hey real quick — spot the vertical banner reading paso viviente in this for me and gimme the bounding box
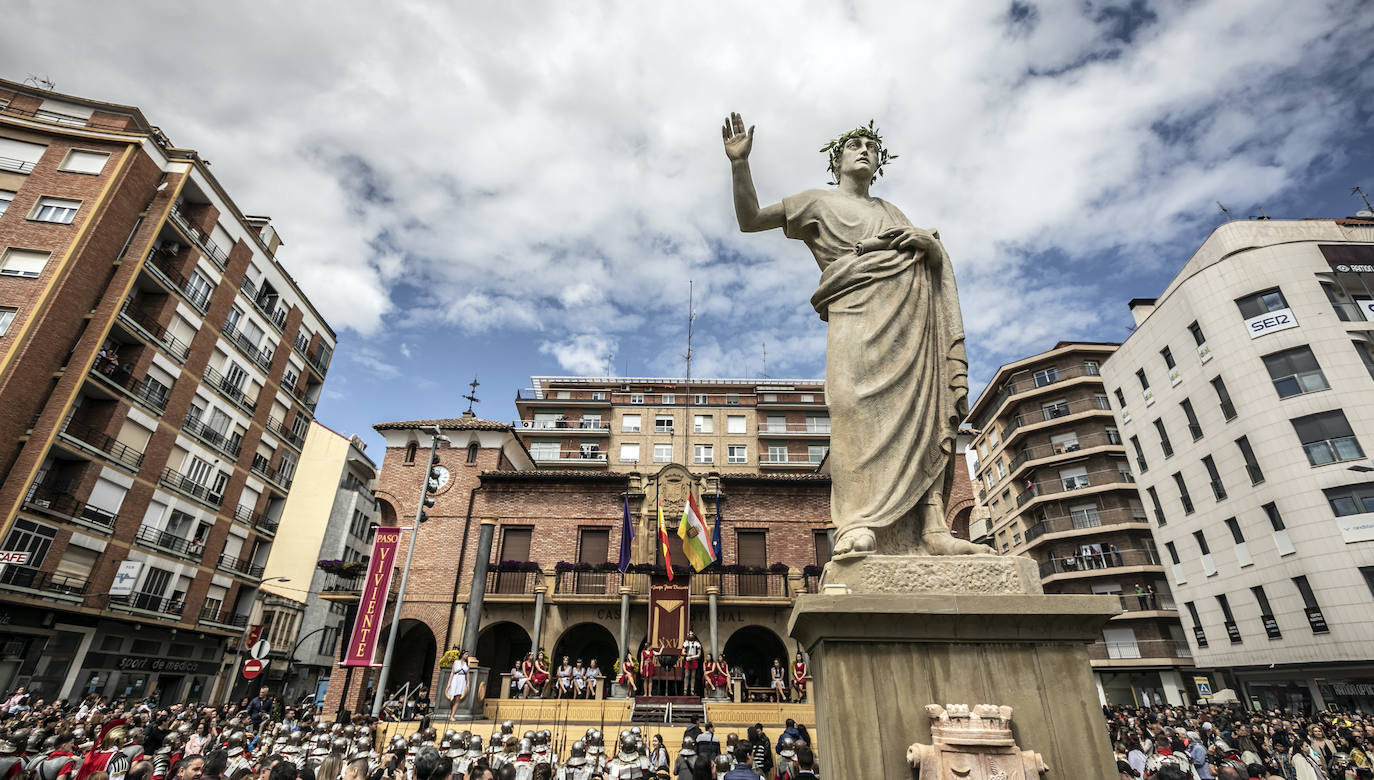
[343,527,402,667]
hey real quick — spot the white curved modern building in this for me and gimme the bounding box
[1101,216,1374,712]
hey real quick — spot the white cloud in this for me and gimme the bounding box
[7,0,1368,387]
[539,334,618,376]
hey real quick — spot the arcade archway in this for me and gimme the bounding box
[552,622,618,693]
[388,619,436,693]
[722,625,789,688]
[377,498,399,527]
[476,621,531,679]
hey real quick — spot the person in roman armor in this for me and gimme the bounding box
[617,654,637,697]
[0,731,27,780]
[74,720,133,780]
[532,731,553,766]
[603,734,642,780]
[35,732,79,780]
[681,633,702,698]
[460,734,483,776]
[556,741,591,780]
[222,732,250,779]
[774,736,798,780]
[484,733,504,770]
[150,735,176,780]
[791,652,808,704]
[510,738,534,780]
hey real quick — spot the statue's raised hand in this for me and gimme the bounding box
[722,112,754,162]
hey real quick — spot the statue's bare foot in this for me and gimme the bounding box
[917,531,995,556]
[832,528,876,560]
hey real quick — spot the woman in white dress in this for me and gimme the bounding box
[510,660,527,697]
[770,658,787,703]
[572,660,587,699]
[556,656,574,699]
[446,650,470,705]
[585,658,603,700]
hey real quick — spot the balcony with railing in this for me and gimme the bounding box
[167,204,230,270]
[197,606,249,630]
[203,365,257,414]
[486,568,540,595]
[239,278,288,331]
[0,567,88,602]
[87,358,170,413]
[1002,396,1113,440]
[143,247,211,312]
[182,414,242,459]
[1113,593,1178,614]
[158,467,224,508]
[1038,548,1162,578]
[1022,508,1150,546]
[250,455,293,491]
[133,524,207,562]
[57,417,144,471]
[117,302,191,363]
[515,388,613,405]
[216,554,265,580]
[986,363,1105,411]
[529,449,608,466]
[1007,431,1124,473]
[308,346,330,376]
[267,415,306,450]
[757,421,832,437]
[233,503,280,536]
[1087,639,1192,663]
[513,419,612,434]
[1015,467,1135,507]
[109,592,186,618]
[21,485,118,530]
[220,320,274,373]
[759,451,827,467]
[282,379,318,414]
[547,568,793,600]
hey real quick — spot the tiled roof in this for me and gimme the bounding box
[373,416,508,432]
[720,472,831,483]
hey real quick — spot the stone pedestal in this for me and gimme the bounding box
[790,555,1119,780]
[444,666,489,721]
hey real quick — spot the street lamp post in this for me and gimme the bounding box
[282,625,333,702]
[370,427,446,717]
[225,576,291,704]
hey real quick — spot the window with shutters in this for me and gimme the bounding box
[0,248,49,278]
[0,519,56,589]
[0,307,15,337]
[0,138,46,174]
[693,415,713,433]
[727,445,747,464]
[814,531,832,566]
[1293,410,1365,466]
[58,150,110,174]
[619,443,640,463]
[30,196,80,224]
[736,530,768,595]
[0,190,12,217]
[496,527,533,593]
[727,415,746,434]
[575,528,611,593]
[1263,346,1329,399]
[622,414,641,433]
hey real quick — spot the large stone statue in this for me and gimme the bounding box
[723,112,990,559]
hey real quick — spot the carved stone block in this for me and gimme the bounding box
[820,554,1044,595]
[908,704,1049,780]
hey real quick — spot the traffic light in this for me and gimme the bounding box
[420,452,441,522]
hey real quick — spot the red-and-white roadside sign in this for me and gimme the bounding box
[242,658,265,679]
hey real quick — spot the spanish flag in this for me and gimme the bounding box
[678,492,717,571]
[657,494,674,581]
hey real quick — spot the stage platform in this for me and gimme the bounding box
[373,699,817,752]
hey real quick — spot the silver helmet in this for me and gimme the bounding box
[566,741,588,767]
[778,736,797,758]
[679,738,696,756]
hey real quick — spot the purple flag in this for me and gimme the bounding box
[617,493,634,573]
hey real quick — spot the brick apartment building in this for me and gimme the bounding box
[327,370,979,713]
[965,342,1195,706]
[0,79,335,703]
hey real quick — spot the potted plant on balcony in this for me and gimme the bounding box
[317,559,367,577]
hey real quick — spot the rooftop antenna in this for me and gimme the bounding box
[761,341,768,379]
[605,352,614,379]
[462,377,480,416]
[1353,186,1374,213]
[1250,207,1270,220]
[682,281,695,464]
[23,75,55,91]
[1217,202,1233,220]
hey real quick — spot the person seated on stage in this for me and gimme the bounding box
[769,659,787,703]
[618,653,638,696]
[556,656,574,699]
[518,653,538,698]
[791,652,808,703]
[571,660,587,699]
[681,633,702,698]
[510,661,528,698]
[585,658,603,699]
[531,652,551,697]
[704,655,729,697]
[640,645,658,697]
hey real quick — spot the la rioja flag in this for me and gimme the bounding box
[678,492,717,571]
[657,494,674,581]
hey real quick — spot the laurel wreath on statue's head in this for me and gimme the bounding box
[820,119,898,186]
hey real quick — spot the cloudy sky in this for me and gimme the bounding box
[5,1,1372,450]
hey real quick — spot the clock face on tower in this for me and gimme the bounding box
[431,465,451,493]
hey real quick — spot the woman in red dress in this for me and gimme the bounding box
[519,653,537,698]
[704,654,729,697]
[640,644,658,697]
[792,651,809,703]
[531,652,551,697]
[617,652,638,696]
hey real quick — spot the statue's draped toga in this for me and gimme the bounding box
[781,189,969,545]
